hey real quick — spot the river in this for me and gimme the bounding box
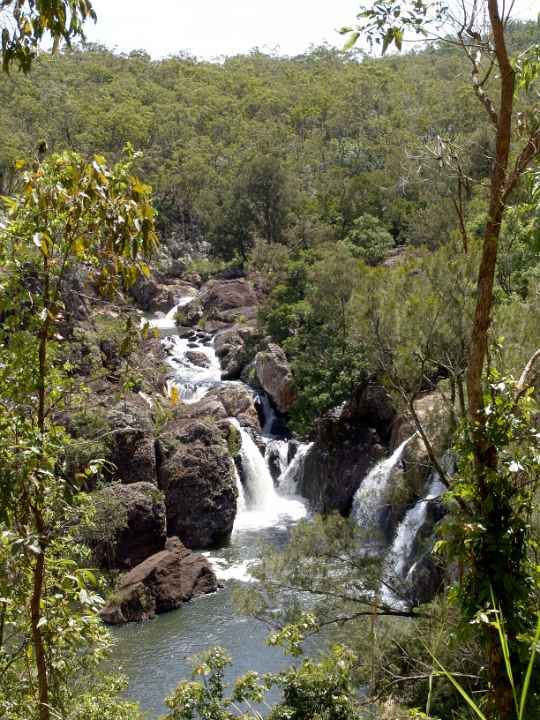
[109,299,310,716]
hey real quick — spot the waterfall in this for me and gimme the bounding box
[352,435,414,531]
[278,442,313,495]
[233,465,246,514]
[386,471,446,579]
[230,420,278,509]
[147,294,194,331]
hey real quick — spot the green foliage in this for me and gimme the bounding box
[344,213,394,265]
[0,147,157,718]
[0,0,96,73]
[162,637,363,720]
[2,25,537,251]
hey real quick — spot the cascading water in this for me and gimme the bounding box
[278,441,313,495]
[146,294,195,331]
[230,419,278,509]
[352,435,414,532]
[112,298,311,717]
[387,471,447,580]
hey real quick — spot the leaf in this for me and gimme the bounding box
[343,31,360,50]
[428,652,488,720]
[169,385,180,405]
[519,614,540,719]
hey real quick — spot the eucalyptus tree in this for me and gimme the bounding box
[344,2,540,716]
[0,0,95,72]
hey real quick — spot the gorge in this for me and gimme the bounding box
[108,287,447,717]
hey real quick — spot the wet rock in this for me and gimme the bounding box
[100,537,218,624]
[296,383,397,514]
[206,385,260,431]
[185,350,211,368]
[89,482,166,571]
[254,344,296,413]
[157,419,237,548]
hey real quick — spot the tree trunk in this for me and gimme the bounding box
[465,2,516,717]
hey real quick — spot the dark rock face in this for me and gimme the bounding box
[297,383,396,514]
[157,419,237,548]
[107,400,157,486]
[299,431,381,515]
[214,324,258,380]
[100,537,218,624]
[90,482,167,571]
[254,344,295,413]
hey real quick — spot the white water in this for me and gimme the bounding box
[387,472,446,579]
[229,419,306,533]
[146,294,195,331]
[164,334,222,403]
[352,435,414,531]
[278,442,313,495]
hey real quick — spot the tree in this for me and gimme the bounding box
[344,2,540,716]
[0,0,95,73]
[0,147,157,720]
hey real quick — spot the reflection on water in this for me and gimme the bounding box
[109,520,304,717]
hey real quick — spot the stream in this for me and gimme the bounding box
[110,297,445,716]
[110,300,310,717]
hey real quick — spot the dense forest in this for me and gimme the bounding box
[0,2,539,720]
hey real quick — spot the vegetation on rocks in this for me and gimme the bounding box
[0,1,539,720]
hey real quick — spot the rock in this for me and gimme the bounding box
[89,482,166,571]
[199,279,258,319]
[254,344,296,413]
[100,537,218,624]
[185,350,211,368]
[206,385,260,431]
[175,298,203,327]
[157,419,238,548]
[392,389,453,495]
[295,383,397,514]
[107,399,157,485]
[299,433,381,515]
[130,276,197,313]
[214,325,258,380]
[177,326,197,339]
[175,396,228,422]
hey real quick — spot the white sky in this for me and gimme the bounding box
[83,0,538,60]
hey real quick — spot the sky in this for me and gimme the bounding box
[84,0,537,61]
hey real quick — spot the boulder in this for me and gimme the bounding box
[214,325,258,380]
[295,383,397,515]
[157,419,238,548]
[199,279,258,318]
[254,344,296,413]
[130,276,197,313]
[175,298,203,327]
[186,350,211,368]
[88,482,166,571]
[392,389,453,496]
[100,537,218,624]
[107,399,157,485]
[206,384,260,431]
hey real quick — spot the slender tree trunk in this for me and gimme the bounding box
[32,254,51,720]
[465,3,516,716]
